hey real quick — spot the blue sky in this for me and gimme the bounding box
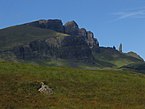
[0,0,145,59]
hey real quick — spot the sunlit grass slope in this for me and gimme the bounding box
[93,47,143,67]
[0,61,145,109]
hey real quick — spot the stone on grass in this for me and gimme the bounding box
[38,82,53,95]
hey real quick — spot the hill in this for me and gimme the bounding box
[0,19,144,68]
[0,24,68,50]
[121,62,145,73]
[93,47,143,67]
[126,51,144,61]
[0,61,145,109]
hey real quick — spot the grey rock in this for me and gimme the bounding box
[86,31,99,48]
[10,19,100,64]
[64,21,99,48]
[58,36,93,60]
[78,28,87,40]
[119,43,123,53]
[13,36,95,62]
[27,19,64,32]
[13,45,33,59]
[38,82,53,95]
[27,19,99,49]
[113,46,116,50]
[64,21,79,35]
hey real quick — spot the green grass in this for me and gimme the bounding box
[93,47,143,68]
[126,52,144,61]
[0,61,145,109]
[121,62,145,73]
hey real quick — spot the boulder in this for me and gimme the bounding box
[38,82,53,95]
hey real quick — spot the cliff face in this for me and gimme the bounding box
[10,19,98,64]
[13,36,94,62]
[26,19,64,32]
[27,19,99,49]
[64,21,99,48]
[64,21,79,35]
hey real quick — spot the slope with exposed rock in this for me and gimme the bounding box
[0,19,143,68]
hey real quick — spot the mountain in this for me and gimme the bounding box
[0,19,143,68]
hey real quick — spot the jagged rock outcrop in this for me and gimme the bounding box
[86,31,99,48]
[59,36,93,60]
[13,36,94,62]
[64,21,79,35]
[64,21,99,48]
[78,28,99,48]
[27,19,64,32]
[78,28,87,38]
[119,43,123,53]
[13,40,54,60]
[27,19,99,49]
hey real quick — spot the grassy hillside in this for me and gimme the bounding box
[121,62,145,73]
[126,52,144,61]
[0,25,68,50]
[93,47,143,67]
[0,61,145,109]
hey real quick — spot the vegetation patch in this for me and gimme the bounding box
[0,61,145,109]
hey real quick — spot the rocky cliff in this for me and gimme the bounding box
[0,19,99,65]
[0,19,143,67]
[13,36,94,62]
[27,19,99,49]
[26,19,64,32]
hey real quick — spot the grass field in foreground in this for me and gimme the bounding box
[0,61,145,109]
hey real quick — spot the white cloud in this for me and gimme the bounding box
[113,7,145,20]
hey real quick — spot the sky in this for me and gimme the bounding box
[0,0,145,59]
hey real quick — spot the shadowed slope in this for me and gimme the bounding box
[0,25,68,50]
